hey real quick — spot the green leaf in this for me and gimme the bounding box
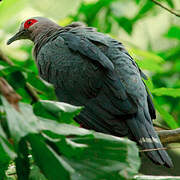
[129,48,164,72]
[75,0,115,25]
[27,134,72,180]
[0,126,16,179]
[34,100,82,125]
[1,95,140,179]
[39,118,90,137]
[5,71,26,90]
[42,130,140,180]
[48,132,140,180]
[165,0,174,8]
[0,66,24,77]
[114,17,133,34]
[165,26,180,40]
[136,59,162,72]
[15,139,30,180]
[153,100,179,129]
[133,0,154,21]
[152,88,180,98]
[1,97,39,143]
[26,73,56,100]
[0,125,16,159]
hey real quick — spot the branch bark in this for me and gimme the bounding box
[151,0,180,17]
[0,49,39,102]
[0,77,21,111]
[158,128,180,144]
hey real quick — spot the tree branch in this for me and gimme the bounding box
[158,128,180,144]
[0,49,39,102]
[0,77,21,111]
[151,0,180,17]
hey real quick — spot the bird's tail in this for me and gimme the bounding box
[126,109,173,168]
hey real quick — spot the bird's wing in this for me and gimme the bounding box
[60,32,114,72]
[60,31,139,109]
[70,27,156,118]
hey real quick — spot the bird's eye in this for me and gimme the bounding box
[27,21,32,25]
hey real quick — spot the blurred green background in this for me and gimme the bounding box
[0,0,180,176]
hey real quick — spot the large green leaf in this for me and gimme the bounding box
[1,97,39,143]
[43,131,140,180]
[27,134,72,180]
[1,96,140,179]
[152,88,180,98]
[34,100,82,125]
[39,118,90,137]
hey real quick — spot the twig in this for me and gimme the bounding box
[151,0,180,17]
[0,49,39,102]
[0,77,21,111]
[139,128,180,152]
[25,83,39,102]
[139,146,180,152]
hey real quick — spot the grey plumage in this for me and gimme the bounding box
[7,17,173,167]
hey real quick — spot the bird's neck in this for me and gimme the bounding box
[32,26,60,44]
[32,25,61,60]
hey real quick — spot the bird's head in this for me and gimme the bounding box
[7,17,59,45]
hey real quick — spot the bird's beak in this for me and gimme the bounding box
[7,30,27,45]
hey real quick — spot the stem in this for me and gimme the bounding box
[151,0,180,17]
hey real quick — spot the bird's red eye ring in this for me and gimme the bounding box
[24,19,38,29]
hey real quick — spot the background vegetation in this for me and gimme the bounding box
[0,0,180,179]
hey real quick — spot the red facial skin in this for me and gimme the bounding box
[24,19,38,29]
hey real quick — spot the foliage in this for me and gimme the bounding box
[0,0,180,179]
[0,97,140,180]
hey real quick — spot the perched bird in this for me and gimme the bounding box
[7,17,173,167]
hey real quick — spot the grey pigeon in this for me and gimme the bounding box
[7,17,173,167]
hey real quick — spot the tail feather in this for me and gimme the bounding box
[126,109,173,168]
